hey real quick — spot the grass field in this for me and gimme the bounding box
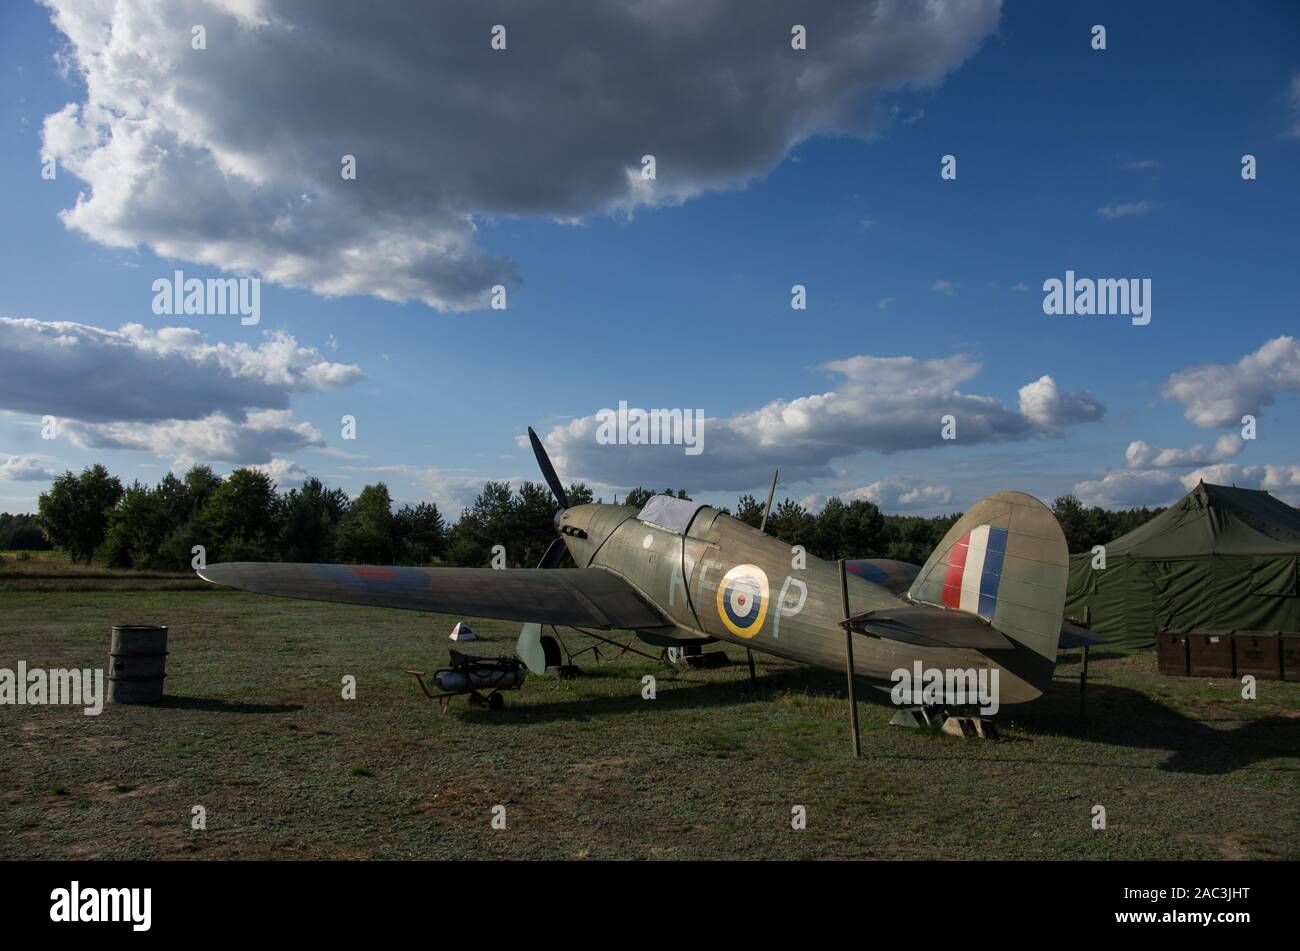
[1,586,1297,860]
[0,551,205,591]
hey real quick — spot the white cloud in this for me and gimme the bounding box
[535,353,1104,492]
[344,464,504,516]
[1017,375,1104,428]
[1161,335,1300,427]
[0,456,58,481]
[800,494,829,513]
[41,0,1000,309]
[1010,281,1027,292]
[0,317,361,423]
[251,458,310,485]
[877,297,895,310]
[1097,200,1153,219]
[0,316,360,467]
[63,409,324,467]
[843,477,953,511]
[1125,433,1244,468]
[1183,464,1300,502]
[1073,462,1300,509]
[1071,470,1184,509]
[931,279,956,295]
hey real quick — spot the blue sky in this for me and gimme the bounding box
[1,0,1298,517]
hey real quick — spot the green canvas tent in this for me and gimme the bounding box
[1065,481,1300,648]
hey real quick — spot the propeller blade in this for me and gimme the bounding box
[527,426,569,510]
[538,536,567,570]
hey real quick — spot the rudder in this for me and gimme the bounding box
[908,491,1068,664]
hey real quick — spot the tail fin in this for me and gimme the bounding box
[908,491,1068,664]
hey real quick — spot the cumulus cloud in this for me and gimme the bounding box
[536,352,1103,492]
[250,458,310,485]
[1125,433,1244,468]
[0,317,361,423]
[41,0,1000,308]
[1161,336,1300,428]
[344,464,504,515]
[0,456,58,481]
[1183,463,1300,498]
[63,409,323,467]
[1097,200,1153,219]
[0,316,359,466]
[1073,462,1300,509]
[1017,375,1104,427]
[843,477,953,511]
[1071,469,1184,509]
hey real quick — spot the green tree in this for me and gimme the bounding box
[732,494,765,528]
[195,467,278,561]
[622,487,654,510]
[102,481,167,569]
[815,496,848,558]
[279,478,349,562]
[37,464,123,563]
[842,499,886,559]
[183,464,223,517]
[509,481,558,566]
[394,501,446,564]
[335,483,397,564]
[767,498,816,549]
[565,482,595,506]
[0,513,51,551]
[1052,495,1090,554]
[448,481,514,566]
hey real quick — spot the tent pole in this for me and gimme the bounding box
[1080,645,1090,715]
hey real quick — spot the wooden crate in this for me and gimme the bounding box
[1281,634,1300,682]
[1187,630,1234,678]
[1233,631,1281,681]
[1156,630,1189,677]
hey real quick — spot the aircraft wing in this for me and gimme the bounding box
[845,558,921,595]
[198,562,666,630]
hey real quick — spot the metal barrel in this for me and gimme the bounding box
[108,624,168,704]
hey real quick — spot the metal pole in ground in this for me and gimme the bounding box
[838,559,861,757]
[747,469,780,685]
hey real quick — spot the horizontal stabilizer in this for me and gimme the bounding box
[853,604,1015,651]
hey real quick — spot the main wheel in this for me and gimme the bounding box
[488,692,504,710]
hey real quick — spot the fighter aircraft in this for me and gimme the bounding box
[200,427,1080,714]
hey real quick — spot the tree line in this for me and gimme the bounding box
[16,463,1164,570]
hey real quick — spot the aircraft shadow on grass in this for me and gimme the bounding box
[460,661,1296,776]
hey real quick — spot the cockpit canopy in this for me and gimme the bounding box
[635,495,708,535]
